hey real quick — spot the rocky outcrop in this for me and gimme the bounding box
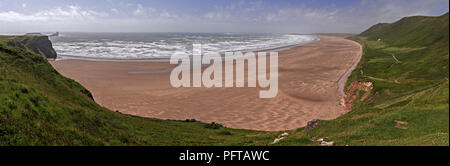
[7,36,57,59]
[344,81,374,110]
[305,119,320,131]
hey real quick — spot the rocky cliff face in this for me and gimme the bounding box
[6,36,57,59]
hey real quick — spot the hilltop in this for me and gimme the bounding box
[360,13,449,47]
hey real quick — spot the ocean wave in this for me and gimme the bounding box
[51,33,316,59]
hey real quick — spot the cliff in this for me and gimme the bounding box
[3,35,57,59]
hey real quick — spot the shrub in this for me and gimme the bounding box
[204,122,223,129]
[30,96,39,107]
[7,100,17,110]
[21,88,28,94]
[185,119,197,122]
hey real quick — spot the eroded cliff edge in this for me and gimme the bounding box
[5,35,57,59]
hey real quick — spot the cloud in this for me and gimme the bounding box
[0,5,109,22]
[133,4,146,16]
[159,11,175,18]
[0,4,187,32]
[245,0,262,12]
[204,10,231,20]
[110,8,119,14]
[0,5,111,32]
[21,3,27,8]
[259,0,449,33]
[0,0,448,33]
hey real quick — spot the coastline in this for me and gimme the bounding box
[53,36,319,63]
[337,40,363,97]
[50,35,361,131]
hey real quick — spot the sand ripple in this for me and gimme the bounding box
[50,36,362,131]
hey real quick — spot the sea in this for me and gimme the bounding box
[47,32,317,60]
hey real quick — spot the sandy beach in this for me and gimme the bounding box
[50,35,362,131]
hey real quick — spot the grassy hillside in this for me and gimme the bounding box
[360,13,449,47]
[277,13,449,146]
[0,36,278,145]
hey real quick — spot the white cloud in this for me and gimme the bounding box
[259,0,448,33]
[245,0,262,12]
[0,5,112,32]
[159,11,174,18]
[0,0,447,33]
[204,11,230,20]
[21,3,27,8]
[0,5,109,22]
[0,4,187,32]
[0,11,44,22]
[133,4,146,16]
[110,8,119,14]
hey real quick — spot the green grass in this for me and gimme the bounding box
[1,12,448,146]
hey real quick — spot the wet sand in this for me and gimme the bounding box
[50,36,362,131]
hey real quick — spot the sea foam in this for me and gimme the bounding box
[51,33,316,60]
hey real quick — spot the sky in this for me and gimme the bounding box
[0,0,448,33]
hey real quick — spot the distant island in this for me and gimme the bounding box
[25,32,59,37]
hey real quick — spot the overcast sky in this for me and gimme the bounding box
[0,0,448,33]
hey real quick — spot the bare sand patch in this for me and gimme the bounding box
[50,36,362,131]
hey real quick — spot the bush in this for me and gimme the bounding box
[185,119,197,122]
[204,122,223,129]
[7,100,17,110]
[21,88,28,94]
[30,97,39,107]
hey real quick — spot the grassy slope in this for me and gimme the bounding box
[0,36,278,145]
[278,13,449,146]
